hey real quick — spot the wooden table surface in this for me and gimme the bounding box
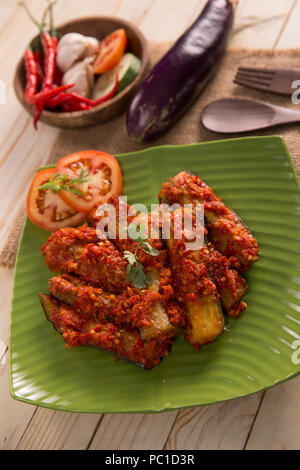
[1,0,300,451]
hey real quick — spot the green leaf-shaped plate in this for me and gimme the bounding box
[10,136,300,413]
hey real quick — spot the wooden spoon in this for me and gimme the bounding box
[201,98,300,133]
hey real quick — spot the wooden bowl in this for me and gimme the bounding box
[14,17,149,129]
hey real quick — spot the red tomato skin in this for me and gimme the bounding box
[26,168,86,231]
[55,150,123,214]
[93,29,127,74]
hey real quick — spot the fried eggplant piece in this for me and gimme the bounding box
[159,171,259,271]
[127,210,185,339]
[89,197,184,340]
[41,225,128,291]
[49,274,118,318]
[207,242,248,318]
[48,274,181,341]
[40,294,173,370]
[166,208,224,348]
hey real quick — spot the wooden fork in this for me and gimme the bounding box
[234,67,300,95]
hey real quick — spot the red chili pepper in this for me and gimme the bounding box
[54,64,62,86]
[47,92,93,109]
[33,84,74,129]
[65,93,94,106]
[46,73,119,112]
[27,83,74,105]
[20,1,64,128]
[33,104,43,130]
[62,102,90,112]
[33,32,58,128]
[41,32,57,91]
[24,49,39,103]
[45,92,69,109]
[20,1,61,128]
[34,50,44,87]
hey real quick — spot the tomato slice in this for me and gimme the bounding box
[55,150,123,214]
[27,169,86,231]
[93,29,127,74]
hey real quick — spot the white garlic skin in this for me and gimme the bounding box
[84,37,100,57]
[62,60,95,98]
[56,33,100,74]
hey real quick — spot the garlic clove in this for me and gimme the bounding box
[62,61,94,98]
[84,37,100,57]
[86,62,95,91]
[56,33,88,73]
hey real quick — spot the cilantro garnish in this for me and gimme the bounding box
[123,224,159,289]
[35,167,89,196]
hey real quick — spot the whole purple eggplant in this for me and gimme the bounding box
[126,0,234,143]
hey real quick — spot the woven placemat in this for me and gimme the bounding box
[2,44,300,269]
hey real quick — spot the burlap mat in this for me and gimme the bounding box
[2,43,300,269]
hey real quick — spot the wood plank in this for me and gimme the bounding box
[275,0,300,49]
[0,109,58,253]
[17,409,101,450]
[139,0,207,42]
[230,0,295,49]
[0,0,20,30]
[0,1,42,452]
[237,0,300,451]
[102,0,154,26]
[0,352,36,450]
[164,394,263,450]
[0,268,15,347]
[246,376,300,450]
[0,1,53,72]
[89,412,179,450]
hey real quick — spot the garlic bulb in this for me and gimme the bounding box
[57,33,99,74]
[62,60,95,98]
[84,37,100,57]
